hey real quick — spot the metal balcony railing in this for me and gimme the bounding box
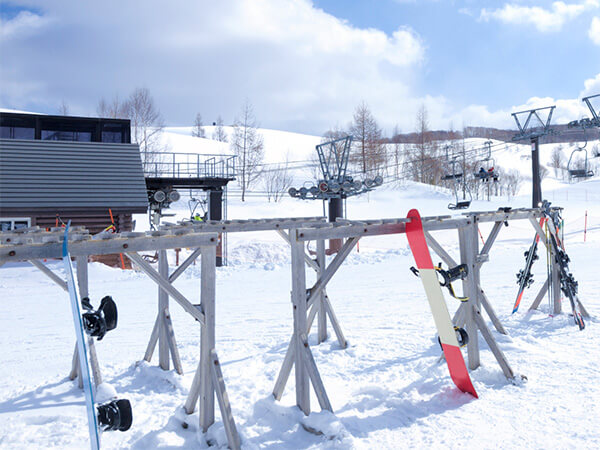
[143,152,237,179]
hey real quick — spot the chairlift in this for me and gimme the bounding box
[445,158,471,210]
[473,140,499,182]
[188,193,208,221]
[567,135,594,180]
[442,145,464,181]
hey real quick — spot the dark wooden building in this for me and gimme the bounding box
[0,112,148,265]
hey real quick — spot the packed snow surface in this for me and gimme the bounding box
[1,177,600,448]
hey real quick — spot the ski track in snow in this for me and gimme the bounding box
[1,180,600,449]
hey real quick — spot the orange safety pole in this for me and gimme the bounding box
[478,227,485,245]
[584,210,588,243]
[109,208,126,270]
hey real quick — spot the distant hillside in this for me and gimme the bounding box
[389,124,596,145]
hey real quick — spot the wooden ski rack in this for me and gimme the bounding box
[0,207,589,449]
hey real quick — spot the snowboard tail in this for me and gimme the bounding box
[406,209,478,398]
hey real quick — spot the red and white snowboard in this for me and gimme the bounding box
[406,209,478,398]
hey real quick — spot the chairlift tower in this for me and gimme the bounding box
[288,136,383,252]
[511,105,556,208]
[569,94,600,156]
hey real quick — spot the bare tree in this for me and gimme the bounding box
[409,104,440,184]
[263,155,293,202]
[192,113,206,138]
[127,88,166,172]
[97,94,129,119]
[550,145,564,177]
[391,125,402,181]
[212,115,228,142]
[505,169,523,199]
[58,99,69,116]
[230,100,264,201]
[348,102,386,174]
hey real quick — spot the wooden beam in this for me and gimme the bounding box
[164,309,183,375]
[28,259,67,291]
[459,223,480,370]
[316,239,327,344]
[199,245,216,432]
[169,247,202,283]
[529,217,549,249]
[273,335,295,401]
[324,296,347,349]
[472,306,515,380]
[210,350,241,449]
[1,232,218,262]
[126,252,206,325]
[299,334,332,412]
[480,221,503,258]
[158,250,169,371]
[423,231,458,267]
[144,315,160,362]
[478,286,508,335]
[291,237,310,414]
[307,236,359,309]
[528,278,549,311]
[276,230,319,272]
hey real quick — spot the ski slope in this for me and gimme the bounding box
[1,171,599,448]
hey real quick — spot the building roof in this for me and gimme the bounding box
[0,139,148,215]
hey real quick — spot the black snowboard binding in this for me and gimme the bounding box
[438,327,469,349]
[81,296,118,341]
[97,399,133,432]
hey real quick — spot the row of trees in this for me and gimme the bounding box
[82,90,547,202]
[192,113,227,142]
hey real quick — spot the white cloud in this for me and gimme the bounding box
[479,1,599,32]
[0,10,51,39]
[582,73,600,96]
[589,16,600,44]
[0,0,425,133]
[1,0,598,135]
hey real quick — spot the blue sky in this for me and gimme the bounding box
[1,0,599,135]
[313,0,600,113]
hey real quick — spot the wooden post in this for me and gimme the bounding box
[158,249,170,371]
[199,245,216,431]
[291,231,310,415]
[459,220,480,370]
[75,256,103,387]
[316,239,327,344]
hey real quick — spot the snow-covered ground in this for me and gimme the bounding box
[1,171,599,448]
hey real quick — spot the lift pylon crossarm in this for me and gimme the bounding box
[582,93,600,126]
[511,105,556,141]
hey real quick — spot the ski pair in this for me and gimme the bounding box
[540,202,585,330]
[63,223,132,449]
[406,209,478,398]
[512,217,547,314]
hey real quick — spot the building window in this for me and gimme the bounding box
[0,217,31,232]
[101,123,125,143]
[41,130,93,142]
[0,116,35,139]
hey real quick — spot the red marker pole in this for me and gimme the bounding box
[584,210,588,243]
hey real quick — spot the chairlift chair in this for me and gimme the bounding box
[473,140,498,182]
[567,133,594,180]
[446,158,472,210]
